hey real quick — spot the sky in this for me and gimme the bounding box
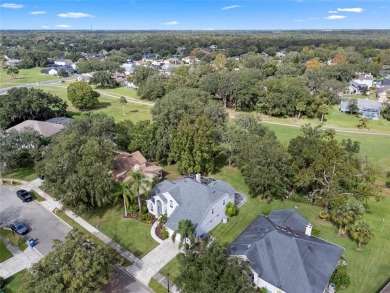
[0,0,389,30]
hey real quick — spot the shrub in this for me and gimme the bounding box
[0,277,5,290]
[12,234,26,247]
[159,214,168,225]
[141,206,148,214]
[319,211,329,220]
[291,194,307,203]
[330,263,351,290]
[162,228,169,240]
[225,202,237,217]
[312,227,320,237]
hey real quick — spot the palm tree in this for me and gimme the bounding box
[172,219,195,249]
[119,96,127,115]
[349,220,374,249]
[119,183,136,217]
[318,104,329,123]
[130,171,150,213]
[331,199,365,236]
[296,102,306,119]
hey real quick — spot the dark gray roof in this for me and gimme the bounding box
[269,209,309,233]
[150,178,235,231]
[340,98,381,111]
[46,117,73,125]
[207,180,236,196]
[229,214,344,293]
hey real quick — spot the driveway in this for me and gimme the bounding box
[0,185,71,256]
[102,265,151,293]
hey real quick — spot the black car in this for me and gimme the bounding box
[16,190,33,202]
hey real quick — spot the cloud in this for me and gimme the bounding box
[295,19,303,23]
[337,8,364,13]
[325,15,347,20]
[222,5,240,10]
[57,12,94,18]
[328,10,338,13]
[164,21,179,25]
[29,11,47,15]
[41,25,50,29]
[0,3,23,8]
[55,24,71,28]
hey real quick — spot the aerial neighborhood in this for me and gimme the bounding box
[0,26,389,293]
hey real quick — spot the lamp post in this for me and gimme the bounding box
[167,273,170,292]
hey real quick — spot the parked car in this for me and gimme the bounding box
[16,190,33,202]
[10,220,28,235]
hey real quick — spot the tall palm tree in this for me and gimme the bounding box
[119,96,127,115]
[349,220,374,249]
[130,171,150,213]
[296,102,306,119]
[119,183,136,217]
[172,219,195,249]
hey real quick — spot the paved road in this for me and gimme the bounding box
[0,185,71,256]
[102,265,152,293]
[0,76,76,95]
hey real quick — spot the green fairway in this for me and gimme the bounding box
[96,87,140,99]
[0,240,12,263]
[35,84,152,123]
[0,67,59,89]
[81,204,158,258]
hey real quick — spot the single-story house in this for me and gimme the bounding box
[112,150,162,183]
[229,209,344,293]
[146,175,235,241]
[142,53,159,62]
[6,120,64,137]
[339,98,382,120]
[77,73,95,82]
[41,68,59,75]
[376,86,390,103]
[120,63,137,75]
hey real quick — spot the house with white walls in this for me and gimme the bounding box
[146,175,236,240]
[229,209,344,293]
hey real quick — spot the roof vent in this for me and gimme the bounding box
[196,173,201,183]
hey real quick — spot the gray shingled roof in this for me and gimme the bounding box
[229,214,344,293]
[149,178,235,231]
[269,209,309,233]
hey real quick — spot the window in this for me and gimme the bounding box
[169,200,173,208]
[223,199,225,205]
[150,204,153,212]
[211,208,214,214]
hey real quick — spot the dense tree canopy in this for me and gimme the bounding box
[37,114,116,211]
[175,242,256,293]
[23,230,117,293]
[67,81,100,110]
[89,71,118,88]
[0,87,67,130]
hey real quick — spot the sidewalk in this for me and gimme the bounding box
[0,235,42,278]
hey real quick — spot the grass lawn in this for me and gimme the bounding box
[4,269,29,293]
[35,84,152,123]
[0,240,13,263]
[81,204,158,258]
[95,87,140,99]
[2,166,37,181]
[251,104,390,134]
[0,67,58,89]
[159,255,180,284]
[0,229,28,251]
[149,279,167,293]
[29,190,45,202]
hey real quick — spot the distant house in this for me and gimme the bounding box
[161,64,182,75]
[146,175,236,241]
[142,53,159,62]
[229,209,344,293]
[46,117,73,125]
[40,68,58,75]
[376,86,390,103]
[347,73,374,94]
[77,73,95,82]
[121,62,137,75]
[182,56,198,64]
[339,98,382,120]
[112,151,162,183]
[6,120,64,137]
[54,59,74,66]
[41,65,75,75]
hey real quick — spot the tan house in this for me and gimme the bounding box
[377,86,390,103]
[6,120,64,137]
[113,151,162,182]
